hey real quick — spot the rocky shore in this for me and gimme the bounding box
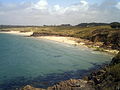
[0,27,119,90]
[21,79,95,90]
[0,29,119,54]
[21,51,120,90]
[35,36,118,55]
[88,51,120,90]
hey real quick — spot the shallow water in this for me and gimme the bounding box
[0,34,112,89]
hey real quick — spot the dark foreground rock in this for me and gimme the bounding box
[21,79,94,90]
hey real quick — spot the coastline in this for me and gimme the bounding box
[34,36,119,55]
[0,30,118,54]
[0,30,119,90]
[35,36,86,46]
[22,52,120,90]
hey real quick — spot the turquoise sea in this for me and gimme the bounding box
[0,33,112,89]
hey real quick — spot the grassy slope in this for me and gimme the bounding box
[1,25,119,50]
[0,25,111,38]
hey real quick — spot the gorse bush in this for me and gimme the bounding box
[107,63,120,80]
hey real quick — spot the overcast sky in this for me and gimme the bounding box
[0,0,120,25]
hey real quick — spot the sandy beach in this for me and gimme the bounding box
[36,36,119,54]
[36,36,83,45]
[0,31,118,54]
[35,36,93,50]
[0,31,85,46]
[0,31,33,36]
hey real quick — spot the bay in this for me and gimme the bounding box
[0,33,112,89]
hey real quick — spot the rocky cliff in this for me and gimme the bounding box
[88,29,120,50]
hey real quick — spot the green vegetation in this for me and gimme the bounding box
[0,24,119,50]
[88,51,120,90]
[103,52,120,90]
[94,47,104,52]
[107,63,120,80]
[1,24,119,90]
[0,25,111,38]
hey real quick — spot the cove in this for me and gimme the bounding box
[0,33,112,89]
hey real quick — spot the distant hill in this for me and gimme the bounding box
[76,23,109,27]
[0,23,108,29]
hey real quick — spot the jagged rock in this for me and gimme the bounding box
[88,29,120,50]
[21,79,95,90]
[21,85,44,90]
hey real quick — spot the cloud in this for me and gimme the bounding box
[51,0,89,15]
[53,5,61,11]
[0,0,120,25]
[33,0,48,10]
[66,0,89,12]
[0,1,31,12]
[116,2,120,9]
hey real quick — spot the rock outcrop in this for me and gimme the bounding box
[87,51,120,90]
[89,29,120,50]
[21,79,94,90]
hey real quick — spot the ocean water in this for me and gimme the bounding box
[0,33,112,89]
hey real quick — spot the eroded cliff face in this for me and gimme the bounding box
[89,29,120,50]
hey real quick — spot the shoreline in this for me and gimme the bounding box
[2,63,106,90]
[0,30,118,54]
[22,52,120,90]
[35,36,86,46]
[0,30,119,90]
[34,36,119,55]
